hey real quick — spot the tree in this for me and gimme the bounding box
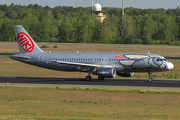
[122,15,135,41]
[58,22,73,42]
[0,4,179,44]
[161,15,178,44]
[141,15,156,44]
[0,18,14,41]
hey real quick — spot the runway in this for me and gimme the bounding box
[0,76,180,90]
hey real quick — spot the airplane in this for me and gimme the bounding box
[10,25,174,82]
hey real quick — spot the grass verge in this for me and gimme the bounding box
[0,85,180,119]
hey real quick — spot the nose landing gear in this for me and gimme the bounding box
[148,72,153,82]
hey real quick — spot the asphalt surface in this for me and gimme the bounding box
[0,76,180,90]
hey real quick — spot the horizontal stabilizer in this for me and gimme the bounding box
[10,55,31,59]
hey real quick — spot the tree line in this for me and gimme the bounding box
[0,3,180,45]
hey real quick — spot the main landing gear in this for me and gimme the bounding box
[148,72,153,82]
[98,76,104,80]
[85,76,92,81]
[85,71,105,81]
[85,75,105,81]
[85,71,92,81]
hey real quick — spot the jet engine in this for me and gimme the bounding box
[95,68,116,78]
[117,72,134,77]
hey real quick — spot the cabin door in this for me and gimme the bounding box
[39,54,45,64]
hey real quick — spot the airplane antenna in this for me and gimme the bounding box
[92,0,94,11]
[122,0,124,18]
[2,0,4,5]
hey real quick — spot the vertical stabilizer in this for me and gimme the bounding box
[14,25,44,54]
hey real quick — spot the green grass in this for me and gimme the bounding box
[1,85,180,93]
[1,43,180,119]
[0,86,180,119]
[41,45,49,48]
[53,45,58,48]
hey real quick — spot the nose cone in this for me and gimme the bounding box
[167,62,174,70]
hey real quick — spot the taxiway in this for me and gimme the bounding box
[0,76,179,90]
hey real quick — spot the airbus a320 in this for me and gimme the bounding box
[10,25,174,82]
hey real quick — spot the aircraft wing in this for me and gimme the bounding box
[50,60,112,70]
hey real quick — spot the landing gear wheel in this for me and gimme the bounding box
[85,76,92,81]
[148,78,153,82]
[148,72,153,82]
[98,76,104,80]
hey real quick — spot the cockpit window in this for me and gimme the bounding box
[157,59,162,61]
[163,59,167,61]
[157,58,166,61]
[153,57,163,66]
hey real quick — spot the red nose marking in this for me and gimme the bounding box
[115,55,122,59]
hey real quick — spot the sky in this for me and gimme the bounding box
[2,0,180,9]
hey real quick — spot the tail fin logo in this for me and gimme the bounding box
[17,32,34,52]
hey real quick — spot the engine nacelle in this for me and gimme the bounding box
[96,68,116,78]
[117,72,134,77]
